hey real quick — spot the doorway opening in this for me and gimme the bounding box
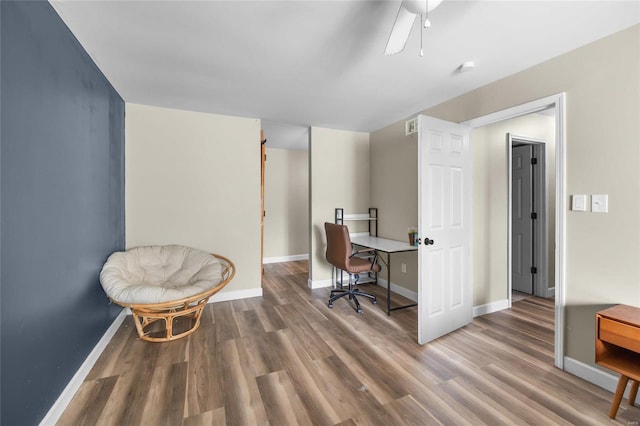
[463,93,566,369]
[509,134,550,301]
[260,121,310,266]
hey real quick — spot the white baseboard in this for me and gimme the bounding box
[41,286,262,424]
[39,308,128,426]
[307,279,509,320]
[564,356,636,401]
[473,299,510,317]
[546,286,556,298]
[308,278,333,289]
[375,277,418,302]
[263,254,308,264]
[208,287,263,303]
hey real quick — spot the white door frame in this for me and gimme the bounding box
[462,93,566,369]
[508,135,548,301]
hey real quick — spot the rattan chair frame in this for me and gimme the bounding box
[109,253,236,342]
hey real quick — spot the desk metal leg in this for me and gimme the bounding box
[387,252,391,315]
[385,251,418,316]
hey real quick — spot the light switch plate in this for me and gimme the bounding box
[571,194,587,211]
[592,194,608,213]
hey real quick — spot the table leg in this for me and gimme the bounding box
[629,380,639,406]
[384,250,418,315]
[386,252,391,316]
[610,375,629,418]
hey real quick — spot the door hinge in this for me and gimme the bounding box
[531,267,537,274]
[531,157,538,165]
[531,212,537,220]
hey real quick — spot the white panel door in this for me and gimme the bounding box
[418,115,472,345]
[511,144,534,294]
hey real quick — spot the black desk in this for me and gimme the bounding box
[351,236,418,315]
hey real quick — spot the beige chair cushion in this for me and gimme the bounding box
[100,245,223,305]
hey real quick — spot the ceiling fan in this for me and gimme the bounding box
[385,0,444,55]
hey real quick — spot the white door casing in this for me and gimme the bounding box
[418,115,473,345]
[511,144,534,294]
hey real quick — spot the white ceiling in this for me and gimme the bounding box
[50,0,639,137]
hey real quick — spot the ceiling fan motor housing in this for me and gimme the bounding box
[403,0,444,15]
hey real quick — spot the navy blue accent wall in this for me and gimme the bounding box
[0,2,125,424]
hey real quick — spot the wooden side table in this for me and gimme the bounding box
[596,304,640,418]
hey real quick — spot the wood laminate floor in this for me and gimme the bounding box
[59,261,640,425]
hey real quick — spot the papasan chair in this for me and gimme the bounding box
[100,245,235,342]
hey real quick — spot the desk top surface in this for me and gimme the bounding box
[351,236,418,253]
[597,304,640,327]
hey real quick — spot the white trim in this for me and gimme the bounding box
[462,94,561,128]
[308,278,333,289]
[208,287,262,303]
[263,254,308,264]
[555,94,567,370]
[40,286,262,425]
[473,299,510,318]
[39,308,128,426]
[546,286,555,298]
[564,356,636,402]
[375,277,418,302]
[462,92,566,370]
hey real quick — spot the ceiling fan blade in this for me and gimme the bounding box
[384,3,417,56]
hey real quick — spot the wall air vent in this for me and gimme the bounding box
[405,117,418,136]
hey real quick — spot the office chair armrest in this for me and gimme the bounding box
[350,248,376,258]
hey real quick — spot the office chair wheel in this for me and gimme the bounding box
[372,299,377,305]
[328,302,333,308]
[357,308,363,314]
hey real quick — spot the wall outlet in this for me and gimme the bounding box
[401,263,407,273]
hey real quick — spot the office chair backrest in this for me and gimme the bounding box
[324,222,352,271]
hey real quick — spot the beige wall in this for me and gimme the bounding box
[309,127,370,283]
[369,109,556,300]
[125,103,262,295]
[371,24,640,366]
[264,148,309,259]
[370,123,419,292]
[472,113,556,306]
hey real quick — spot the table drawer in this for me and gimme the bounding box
[599,316,640,353]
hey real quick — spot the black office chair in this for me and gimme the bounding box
[324,222,380,313]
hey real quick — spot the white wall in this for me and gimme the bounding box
[264,147,309,260]
[125,103,262,295]
[309,127,370,285]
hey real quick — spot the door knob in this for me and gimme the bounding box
[424,238,434,245]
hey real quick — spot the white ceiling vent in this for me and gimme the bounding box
[405,118,418,136]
